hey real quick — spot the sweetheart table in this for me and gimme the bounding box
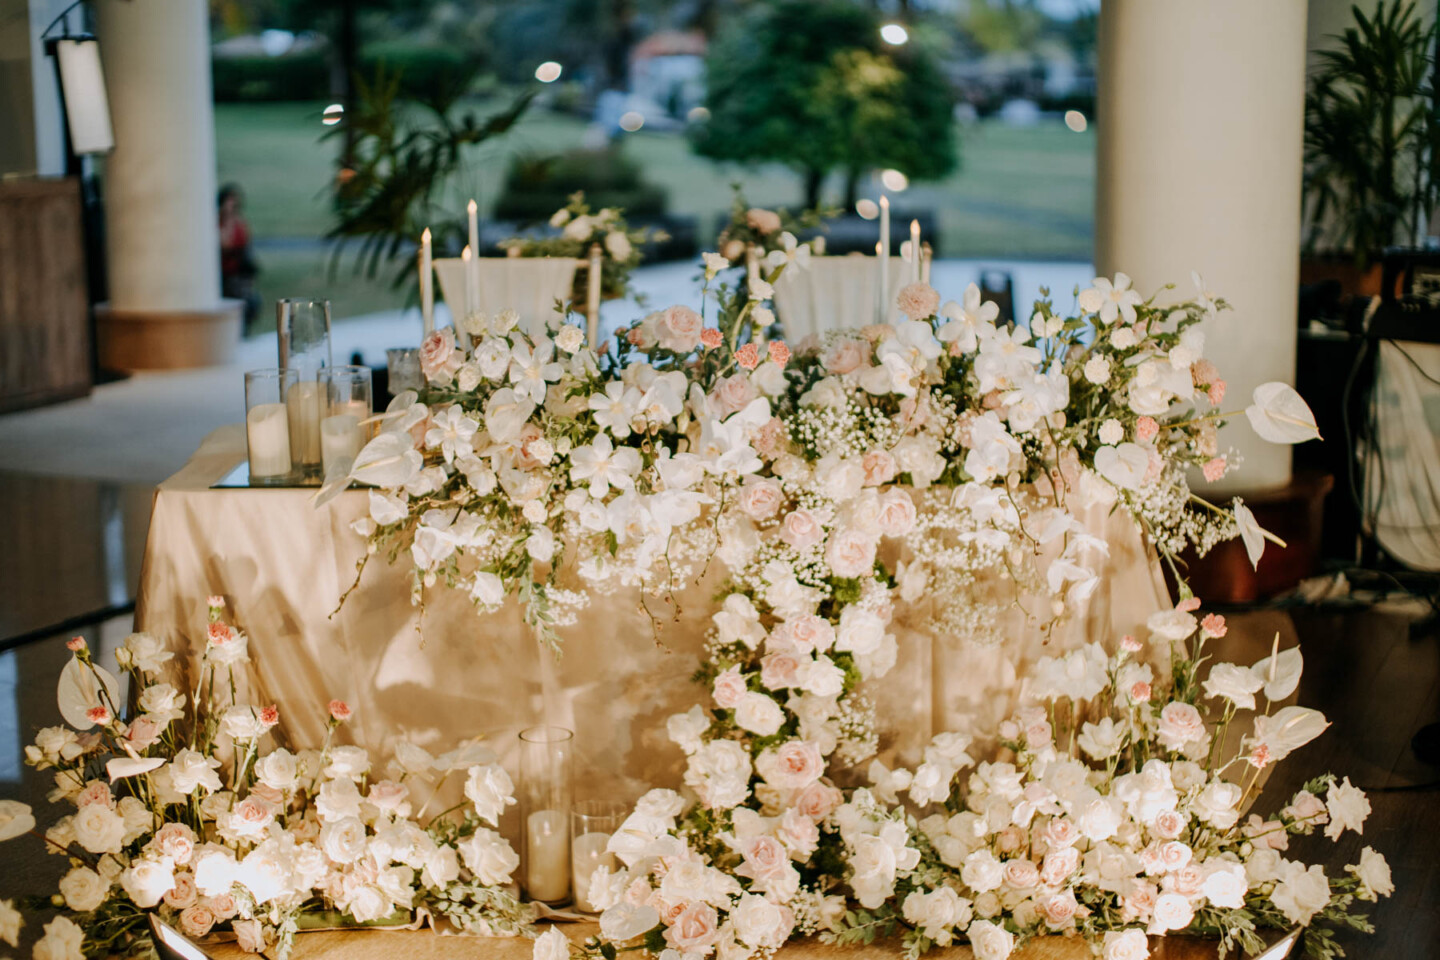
[134,423,1170,799]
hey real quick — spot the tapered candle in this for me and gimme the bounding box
[910,220,922,284]
[419,228,434,337]
[467,199,479,258]
[879,196,891,322]
[875,241,884,323]
[460,244,476,352]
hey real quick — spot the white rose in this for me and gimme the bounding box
[120,857,175,909]
[58,866,108,912]
[1077,717,1124,761]
[533,926,570,960]
[966,918,1015,960]
[962,849,1004,894]
[71,803,126,855]
[731,892,792,948]
[464,763,517,827]
[835,607,885,657]
[902,887,970,945]
[796,655,845,698]
[1149,892,1193,932]
[168,750,222,796]
[1193,780,1242,830]
[458,827,519,885]
[255,749,299,791]
[1201,863,1248,909]
[1324,777,1370,840]
[325,745,371,781]
[666,704,710,754]
[1270,862,1331,926]
[684,740,752,810]
[733,692,785,736]
[32,917,85,960]
[1349,846,1394,899]
[122,632,174,673]
[1102,929,1150,960]
[320,816,369,864]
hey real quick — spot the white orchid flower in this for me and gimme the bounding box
[507,338,563,404]
[424,405,479,464]
[569,434,642,498]
[937,283,1000,352]
[1245,382,1321,444]
[484,388,536,445]
[1078,272,1143,325]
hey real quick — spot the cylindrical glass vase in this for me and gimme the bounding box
[386,347,422,397]
[318,365,372,477]
[244,367,298,485]
[278,299,332,480]
[519,725,573,905]
[570,799,626,913]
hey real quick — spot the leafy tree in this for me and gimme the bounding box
[693,0,958,208]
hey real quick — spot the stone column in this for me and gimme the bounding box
[93,0,239,370]
[1095,0,1308,493]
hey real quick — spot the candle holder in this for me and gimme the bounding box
[518,725,573,905]
[318,365,372,478]
[570,799,626,913]
[278,299,333,481]
[244,368,298,485]
[386,347,423,397]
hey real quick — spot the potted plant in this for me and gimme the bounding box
[1302,0,1440,295]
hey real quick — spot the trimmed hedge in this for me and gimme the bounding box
[212,45,478,103]
[493,148,669,222]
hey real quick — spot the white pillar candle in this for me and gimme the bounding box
[526,810,570,902]
[878,196,891,323]
[320,413,362,475]
[246,402,292,479]
[909,220,922,285]
[570,831,614,912]
[420,227,434,337]
[285,380,323,472]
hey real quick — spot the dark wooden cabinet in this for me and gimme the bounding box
[0,177,92,412]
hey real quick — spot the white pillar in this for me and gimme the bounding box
[1095,1,1308,493]
[93,0,238,368]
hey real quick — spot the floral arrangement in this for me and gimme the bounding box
[572,599,1390,960]
[497,192,658,305]
[1,600,534,959]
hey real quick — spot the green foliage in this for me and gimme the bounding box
[693,0,958,207]
[212,46,480,103]
[494,149,668,222]
[325,65,534,286]
[1303,0,1440,265]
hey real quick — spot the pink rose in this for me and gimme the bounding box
[754,416,786,459]
[657,305,704,352]
[665,901,720,953]
[793,781,842,822]
[367,780,410,814]
[1040,846,1079,886]
[1121,881,1157,923]
[165,872,198,910]
[996,826,1026,853]
[738,479,783,520]
[876,489,917,538]
[419,328,462,382]
[150,823,197,865]
[1172,863,1204,897]
[895,282,940,321]
[757,741,825,790]
[76,780,114,809]
[1041,817,1080,850]
[1151,810,1185,840]
[1157,702,1205,751]
[738,835,789,880]
[712,373,757,416]
[1002,858,1040,889]
[825,527,877,579]
[202,893,237,920]
[1041,889,1079,929]
[712,667,748,709]
[775,806,819,857]
[824,338,869,375]
[786,614,835,654]
[779,510,824,551]
[249,783,284,806]
[746,208,782,235]
[861,450,897,486]
[760,652,802,690]
[233,918,266,954]
[179,904,216,938]
[1159,840,1192,871]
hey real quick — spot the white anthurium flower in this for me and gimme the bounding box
[600,902,661,942]
[484,388,536,445]
[1251,645,1304,701]
[1092,443,1150,490]
[937,283,999,353]
[507,338,563,403]
[57,657,120,730]
[1251,706,1330,762]
[0,799,35,841]
[1233,499,1286,569]
[589,381,642,439]
[570,434,642,498]
[107,756,165,781]
[1078,272,1143,325]
[424,405,479,464]
[1245,382,1321,444]
[347,432,424,491]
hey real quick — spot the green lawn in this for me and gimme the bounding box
[215,101,1095,323]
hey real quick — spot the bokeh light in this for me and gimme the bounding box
[880,169,909,192]
[880,23,909,46]
[535,61,563,83]
[856,199,879,220]
[687,106,711,123]
[1064,110,1088,133]
[321,103,344,126]
[619,111,645,132]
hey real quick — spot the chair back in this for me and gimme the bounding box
[773,255,913,340]
[434,257,579,339]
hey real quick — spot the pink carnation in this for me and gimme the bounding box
[67,637,87,652]
[1135,416,1159,442]
[206,595,225,609]
[895,282,941,321]
[735,342,760,370]
[767,340,791,367]
[1120,634,1142,653]
[1200,613,1227,638]
[328,699,352,722]
[1177,597,1202,612]
[258,704,280,728]
[701,327,723,349]
[1202,457,1227,482]
[1209,380,1226,405]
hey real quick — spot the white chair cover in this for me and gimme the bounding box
[1369,340,1440,570]
[773,255,913,340]
[434,257,579,339]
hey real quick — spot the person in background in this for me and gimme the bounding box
[219,183,261,333]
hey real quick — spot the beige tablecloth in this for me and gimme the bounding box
[136,426,1171,800]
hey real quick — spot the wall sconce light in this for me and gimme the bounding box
[51,35,114,155]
